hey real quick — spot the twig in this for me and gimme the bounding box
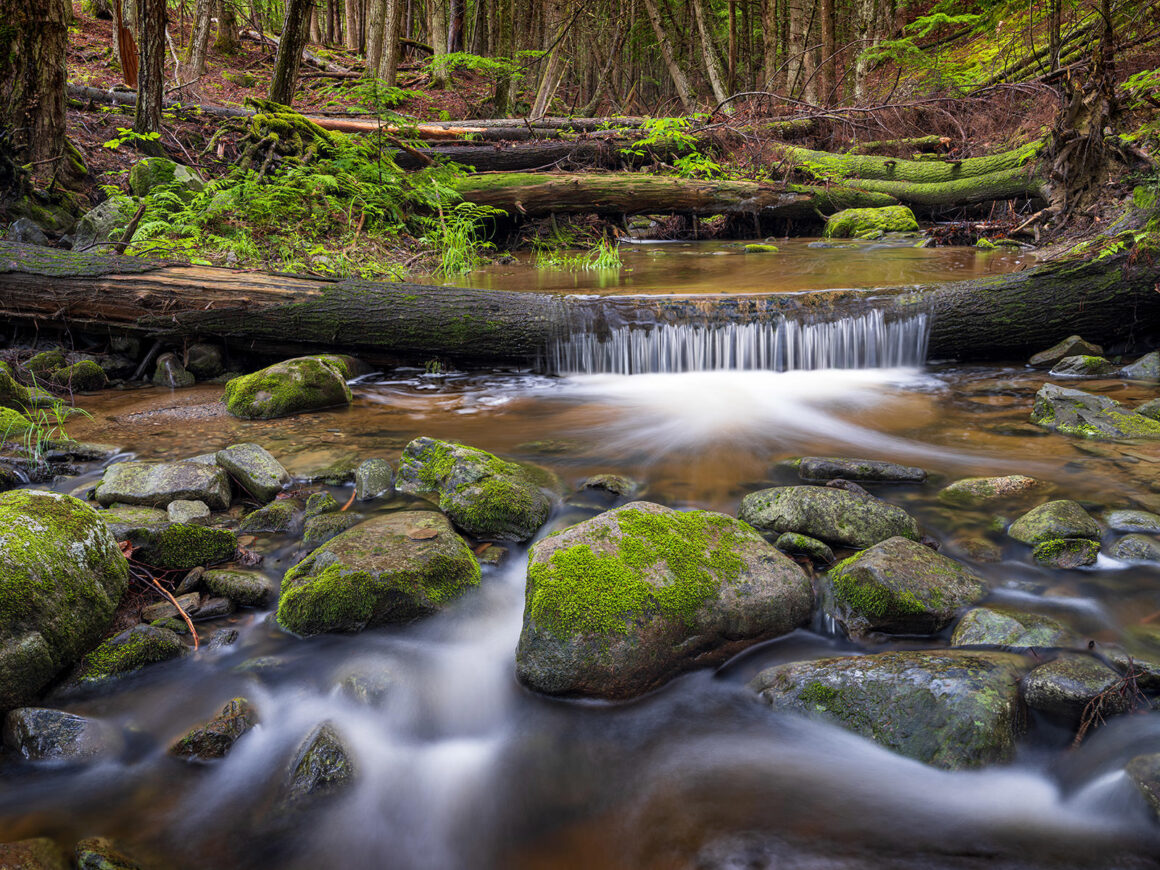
[129,563,199,649]
[341,488,357,511]
[114,200,149,254]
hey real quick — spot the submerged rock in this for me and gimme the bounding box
[738,485,919,549]
[516,502,813,699]
[169,697,258,762]
[825,536,987,637]
[0,490,129,711]
[823,205,919,240]
[69,624,188,688]
[1109,534,1160,562]
[3,707,122,762]
[1122,351,1160,381]
[750,649,1029,769]
[1103,509,1160,533]
[216,443,291,502]
[152,352,195,388]
[795,456,926,483]
[951,606,1074,648]
[396,437,557,542]
[280,722,356,808]
[1031,538,1100,568]
[1049,355,1118,377]
[223,356,352,420]
[1028,335,1103,368]
[1007,500,1100,546]
[1126,754,1160,818]
[1029,383,1160,440]
[1021,654,1129,719]
[579,473,641,498]
[95,460,231,510]
[277,511,480,636]
[354,458,395,501]
[937,474,1042,507]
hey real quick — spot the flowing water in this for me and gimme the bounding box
[4,240,1160,870]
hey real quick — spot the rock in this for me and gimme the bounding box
[1109,534,1160,562]
[151,352,194,388]
[99,505,169,539]
[937,474,1042,507]
[223,357,352,420]
[74,837,143,870]
[750,650,1029,769]
[4,218,50,246]
[301,457,360,485]
[281,722,356,808]
[215,443,291,502]
[168,697,258,762]
[73,196,136,253]
[0,838,68,870]
[69,624,188,688]
[167,499,210,525]
[1029,383,1160,440]
[1031,538,1100,568]
[825,536,986,637]
[239,498,303,534]
[774,532,834,563]
[354,458,395,501]
[1138,398,1160,421]
[945,535,1002,563]
[1049,355,1119,377]
[96,460,231,510]
[796,456,926,483]
[0,490,129,711]
[24,350,66,375]
[1029,335,1104,368]
[208,628,239,649]
[1021,654,1129,719]
[193,597,233,619]
[823,205,919,240]
[516,502,812,699]
[951,606,1074,648]
[204,569,276,607]
[141,593,200,622]
[3,707,122,762]
[128,156,205,199]
[222,70,257,87]
[1126,754,1160,818]
[743,243,779,253]
[477,544,509,567]
[396,437,556,542]
[1007,500,1100,546]
[336,663,395,706]
[185,343,224,379]
[1105,509,1160,532]
[122,523,237,570]
[0,362,31,410]
[0,406,33,437]
[301,511,363,550]
[738,485,919,549]
[1121,351,1160,381]
[579,473,641,497]
[277,511,480,636]
[304,492,339,518]
[48,360,107,392]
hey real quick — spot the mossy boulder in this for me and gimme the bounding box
[223,357,352,420]
[47,360,107,392]
[516,502,813,699]
[0,838,69,870]
[937,474,1042,507]
[824,536,987,637]
[795,456,926,483]
[0,490,129,711]
[304,492,339,518]
[1121,351,1160,381]
[1007,499,1100,546]
[354,458,395,501]
[738,485,919,549]
[1028,335,1103,368]
[152,352,195,388]
[279,722,356,810]
[169,697,258,762]
[774,532,834,563]
[302,511,363,550]
[25,350,67,375]
[204,569,276,608]
[743,243,779,253]
[73,195,137,253]
[277,511,480,636]
[750,649,1030,769]
[1021,654,1130,719]
[0,406,32,438]
[0,363,31,410]
[239,498,303,534]
[396,437,556,542]
[1049,355,1118,377]
[95,460,231,510]
[823,206,919,240]
[3,707,123,762]
[216,442,291,502]
[69,624,188,688]
[951,606,1074,648]
[1031,537,1099,568]
[128,156,205,199]
[1029,383,1160,440]
[122,523,238,570]
[1109,534,1160,562]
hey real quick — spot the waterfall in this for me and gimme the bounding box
[551,308,930,375]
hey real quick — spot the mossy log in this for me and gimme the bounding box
[0,241,1156,367]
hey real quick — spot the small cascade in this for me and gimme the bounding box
[551,308,930,375]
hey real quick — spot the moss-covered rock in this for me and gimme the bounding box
[743,243,779,253]
[1021,654,1129,720]
[795,456,926,483]
[223,357,352,420]
[73,196,137,253]
[70,624,188,687]
[825,536,986,637]
[516,501,813,699]
[239,498,303,534]
[1007,499,1100,546]
[204,569,276,608]
[25,349,67,375]
[1109,534,1160,562]
[1031,537,1099,568]
[3,707,123,762]
[738,485,919,549]
[0,406,33,438]
[1030,383,1160,440]
[97,505,169,540]
[396,436,556,542]
[951,606,1074,648]
[277,511,480,636]
[302,511,363,550]
[152,352,195,388]
[354,458,395,501]
[279,722,356,809]
[47,360,107,392]
[304,491,339,518]
[0,490,129,711]
[937,474,1042,507]
[216,443,291,502]
[96,460,231,510]
[750,649,1030,769]
[579,473,641,498]
[1049,355,1118,377]
[1121,351,1160,381]
[128,157,205,200]
[123,523,238,570]
[168,697,257,762]
[185,343,224,379]
[823,205,919,239]
[74,837,144,870]
[774,532,834,563]
[1104,509,1160,533]
[0,838,68,870]
[1028,335,1104,368]
[0,363,31,410]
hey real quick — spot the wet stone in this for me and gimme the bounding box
[1121,351,1160,381]
[1029,383,1160,440]
[1126,754,1160,818]
[738,485,919,549]
[823,479,872,498]
[169,697,258,762]
[304,491,340,518]
[203,569,276,608]
[951,606,1074,648]
[937,475,1042,507]
[216,443,291,502]
[207,628,240,649]
[122,523,238,571]
[167,499,210,525]
[945,535,1002,563]
[579,473,641,497]
[1109,534,1160,562]
[96,460,231,510]
[336,664,395,706]
[796,456,926,483]
[1029,335,1104,368]
[175,566,205,595]
[1031,538,1100,569]
[1049,355,1119,377]
[3,708,122,763]
[280,722,356,809]
[354,458,395,501]
[239,498,303,534]
[141,593,200,622]
[774,532,834,563]
[1021,654,1130,719]
[476,543,510,567]
[152,353,195,388]
[1007,500,1100,546]
[302,511,363,551]
[1104,509,1160,533]
[0,838,69,870]
[185,343,224,380]
[99,505,169,539]
[74,836,144,870]
[69,624,189,688]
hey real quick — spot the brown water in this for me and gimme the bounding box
[2,245,1159,870]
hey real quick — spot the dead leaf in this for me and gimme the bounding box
[407,528,439,540]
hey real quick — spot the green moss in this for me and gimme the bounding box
[744,243,780,253]
[25,350,66,374]
[76,625,185,683]
[824,206,920,239]
[48,359,107,391]
[223,357,351,420]
[798,680,840,710]
[0,363,31,410]
[0,406,32,438]
[527,508,746,638]
[278,565,377,633]
[829,558,926,618]
[129,523,237,570]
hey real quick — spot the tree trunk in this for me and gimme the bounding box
[376,0,405,84]
[365,0,389,75]
[819,0,835,102]
[133,0,166,136]
[448,0,463,51]
[853,0,878,101]
[529,0,568,120]
[185,0,214,81]
[492,0,514,115]
[83,0,113,17]
[641,0,695,112]
[343,0,359,48]
[269,0,314,106]
[691,0,730,107]
[429,0,450,87]
[761,0,778,89]
[214,0,240,54]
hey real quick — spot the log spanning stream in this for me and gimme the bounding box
[3,240,1160,869]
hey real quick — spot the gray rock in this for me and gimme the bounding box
[1022,654,1129,719]
[208,628,239,649]
[396,437,558,542]
[174,567,204,595]
[223,357,352,420]
[335,663,395,706]
[945,535,1002,563]
[516,502,813,699]
[1121,351,1160,381]
[277,511,480,636]
[354,458,395,501]
[141,593,200,622]
[281,722,356,808]
[1031,538,1100,568]
[301,457,360,486]
[73,196,136,253]
[68,624,188,688]
[1007,500,1100,546]
[937,475,1043,507]
[304,492,339,518]
[185,343,224,379]
[1137,398,1160,421]
[4,218,50,246]
[0,490,129,710]
[96,460,231,510]
[99,504,169,539]
[579,473,641,497]
[1049,355,1118,377]
[738,485,919,549]
[1104,509,1160,533]
[750,650,1030,769]
[796,456,926,483]
[1126,754,1160,818]
[216,443,291,502]
[774,532,834,563]
[168,697,257,762]
[1109,534,1160,562]
[239,498,303,534]
[1029,383,1160,440]
[825,536,987,637]
[302,511,363,551]
[1029,335,1104,368]
[3,707,122,762]
[951,606,1074,648]
[204,569,276,608]
[152,352,195,388]
[167,499,210,525]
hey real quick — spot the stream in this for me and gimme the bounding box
[3,238,1160,869]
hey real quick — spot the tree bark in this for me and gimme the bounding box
[133,0,166,136]
[529,0,568,120]
[185,0,214,81]
[214,0,240,54]
[269,0,315,106]
[376,0,405,84]
[691,0,730,108]
[365,0,389,75]
[641,0,696,112]
[0,0,70,177]
[492,0,514,115]
[429,0,450,87]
